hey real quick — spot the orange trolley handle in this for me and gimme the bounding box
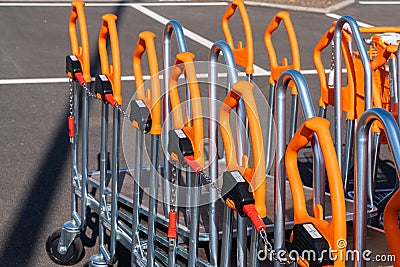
[264,11,300,87]
[285,118,346,266]
[383,189,400,266]
[69,0,91,83]
[98,14,122,105]
[219,80,266,218]
[221,0,254,74]
[133,31,161,135]
[168,52,204,167]
[313,25,356,120]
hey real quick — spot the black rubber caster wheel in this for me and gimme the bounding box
[45,229,85,265]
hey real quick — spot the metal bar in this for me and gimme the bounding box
[208,40,239,267]
[163,20,188,219]
[248,228,260,267]
[289,94,298,139]
[274,69,316,267]
[342,119,355,196]
[265,83,275,175]
[99,103,109,252]
[81,82,89,229]
[370,132,381,207]
[389,57,398,111]
[147,134,161,267]
[71,81,79,221]
[355,108,400,267]
[131,130,144,266]
[188,172,200,267]
[334,16,372,172]
[109,108,120,263]
[220,206,234,267]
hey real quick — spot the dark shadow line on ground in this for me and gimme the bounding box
[0,2,127,266]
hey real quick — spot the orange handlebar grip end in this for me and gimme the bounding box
[221,0,254,74]
[69,0,91,82]
[98,14,122,105]
[133,31,161,135]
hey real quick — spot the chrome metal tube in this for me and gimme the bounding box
[99,103,108,251]
[334,16,372,171]
[110,108,120,263]
[274,70,316,267]
[208,40,239,267]
[131,130,144,266]
[147,135,161,267]
[162,20,188,218]
[355,108,400,267]
[81,83,89,229]
[71,81,79,221]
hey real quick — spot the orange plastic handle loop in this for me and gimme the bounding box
[133,31,161,135]
[285,118,346,267]
[370,42,398,71]
[264,11,300,86]
[168,52,204,167]
[313,25,356,120]
[98,14,122,105]
[69,0,91,82]
[219,80,266,217]
[383,189,400,266]
[221,0,254,74]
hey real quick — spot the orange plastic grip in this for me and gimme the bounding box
[383,189,400,266]
[221,0,254,74]
[219,80,266,217]
[359,26,400,34]
[133,31,161,135]
[313,25,356,120]
[69,0,91,83]
[98,14,122,105]
[168,52,204,167]
[264,11,300,85]
[285,118,346,267]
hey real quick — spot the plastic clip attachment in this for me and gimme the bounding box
[130,99,152,133]
[167,129,194,167]
[66,55,82,79]
[221,170,266,232]
[94,74,118,107]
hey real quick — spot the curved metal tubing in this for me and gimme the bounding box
[208,40,239,267]
[355,108,400,267]
[162,20,188,218]
[274,69,320,267]
[334,16,372,171]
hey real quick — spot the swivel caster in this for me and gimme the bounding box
[46,229,85,265]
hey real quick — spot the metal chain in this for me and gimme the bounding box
[115,104,131,121]
[79,81,132,120]
[68,78,74,118]
[170,164,177,210]
[196,168,222,195]
[330,41,335,71]
[81,82,97,99]
[260,229,295,265]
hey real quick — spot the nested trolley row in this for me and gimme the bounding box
[46,1,400,266]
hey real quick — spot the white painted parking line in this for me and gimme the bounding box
[325,13,374,27]
[130,4,269,76]
[359,1,400,4]
[0,69,340,85]
[0,2,228,7]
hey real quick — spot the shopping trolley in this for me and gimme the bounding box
[46,1,91,264]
